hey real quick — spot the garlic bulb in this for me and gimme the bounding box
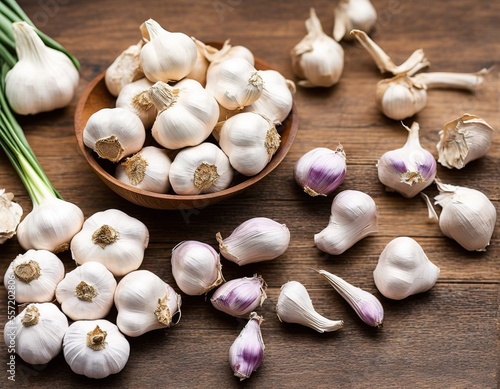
[139,19,197,83]
[437,113,495,169]
[63,320,130,379]
[315,190,379,255]
[200,39,255,76]
[105,40,145,97]
[276,280,344,333]
[373,236,440,300]
[5,303,68,365]
[434,180,496,251]
[377,122,437,198]
[0,189,22,244]
[185,37,210,86]
[169,142,233,195]
[3,249,64,303]
[6,22,79,115]
[217,217,290,266]
[171,240,223,296]
[333,0,377,42]
[56,261,117,320]
[150,79,219,150]
[70,209,149,276]
[294,145,347,197]
[114,270,182,337]
[115,146,172,193]
[115,77,157,129]
[291,8,344,87]
[83,107,146,162]
[217,112,281,176]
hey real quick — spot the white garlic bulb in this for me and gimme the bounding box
[291,8,344,87]
[115,77,157,129]
[216,217,290,266]
[437,113,495,169]
[373,237,440,300]
[3,249,65,303]
[217,112,281,176]
[63,320,130,379]
[314,190,379,255]
[56,261,117,320]
[114,270,182,337]
[70,209,149,276]
[333,0,377,42]
[0,189,23,244]
[105,40,145,97]
[200,39,255,77]
[83,107,146,162]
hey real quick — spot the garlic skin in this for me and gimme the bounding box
[315,190,379,255]
[83,107,146,162]
[333,0,377,42]
[70,209,149,277]
[276,280,344,333]
[294,145,347,197]
[4,249,65,303]
[6,22,79,115]
[377,122,437,198]
[437,114,495,169]
[228,312,265,381]
[115,146,172,194]
[114,270,182,337]
[218,112,281,176]
[291,8,344,87]
[217,217,290,266]
[211,275,267,318]
[56,261,117,321]
[434,180,496,251]
[63,320,130,379]
[5,303,68,365]
[139,19,197,83]
[105,40,145,97]
[169,142,233,195]
[171,240,223,296]
[116,78,157,129]
[373,237,440,300]
[0,189,22,244]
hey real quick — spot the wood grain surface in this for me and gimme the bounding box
[1,0,499,388]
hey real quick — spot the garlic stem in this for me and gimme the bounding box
[412,68,489,91]
[21,304,40,326]
[86,325,107,351]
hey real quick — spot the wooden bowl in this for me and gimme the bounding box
[74,56,299,210]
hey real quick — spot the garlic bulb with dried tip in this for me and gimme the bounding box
[200,39,255,76]
[333,0,377,42]
[0,189,22,244]
[115,77,157,129]
[105,40,144,97]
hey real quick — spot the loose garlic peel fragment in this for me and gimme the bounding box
[105,40,145,97]
[333,0,377,42]
[0,189,22,244]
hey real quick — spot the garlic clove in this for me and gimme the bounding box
[333,0,377,42]
[0,189,22,244]
[115,77,157,129]
[105,40,145,97]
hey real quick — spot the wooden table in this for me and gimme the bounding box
[1,0,499,387]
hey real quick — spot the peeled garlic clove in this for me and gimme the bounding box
[434,180,496,251]
[115,78,157,129]
[373,236,440,300]
[377,122,437,198]
[105,40,145,97]
[333,0,377,42]
[0,189,22,244]
[276,280,343,333]
[294,145,347,197]
[437,114,494,169]
[217,217,290,266]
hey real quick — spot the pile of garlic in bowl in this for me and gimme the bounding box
[74,18,298,209]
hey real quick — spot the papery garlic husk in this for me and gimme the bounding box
[333,0,377,42]
[317,270,384,328]
[228,312,265,381]
[211,274,267,318]
[377,122,437,198]
[217,112,280,176]
[315,190,379,255]
[63,320,130,379]
[276,280,344,333]
[5,303,68,365]
[171,240,223,296]
[0,189,22,243]
[115,146,172,193]
[6,22,79,115]
[217,217,290,266]
[437,114,495,169]
[56,261,117,320]
[373,236,440,300]
[116,78,157,129]
[150,79,219,150]
[139,19,197,83]
[3,249,65,303]
[105,40,145,97]
[294,145,347,197]
[70,209,149,277]
[169,142,233,195]
[83,107,146,162]
[291,8,344,87]
[114,270,182,337]
[434,180,496,251]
